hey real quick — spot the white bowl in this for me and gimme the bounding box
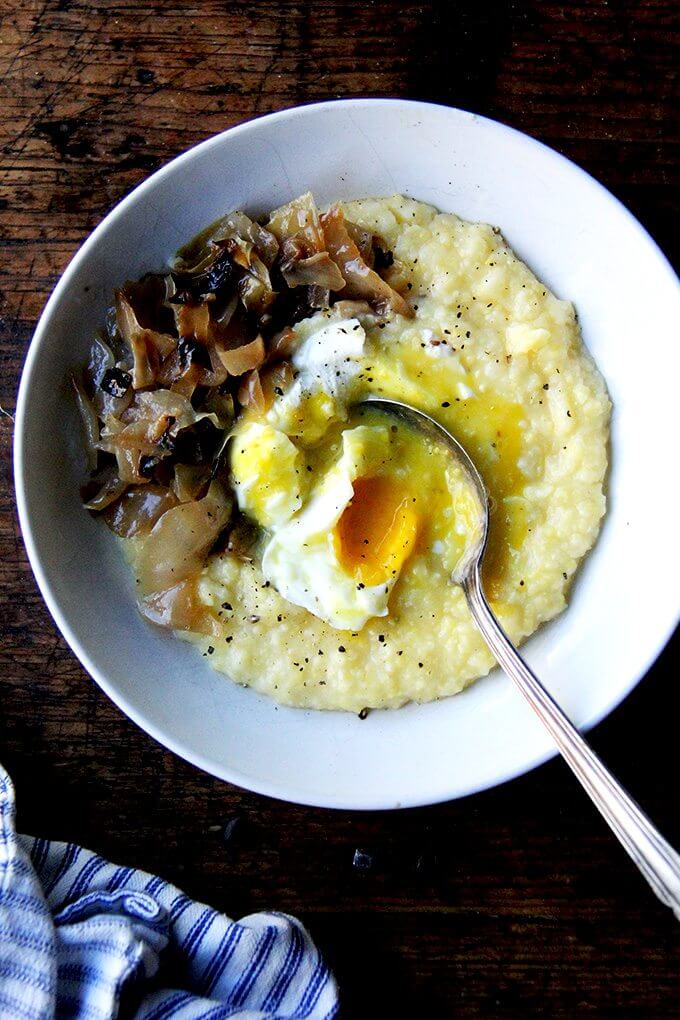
[15,99,680,809]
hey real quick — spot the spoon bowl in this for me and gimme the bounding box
[358,395,680,919]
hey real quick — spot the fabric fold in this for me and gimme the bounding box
[0,764,338,1020]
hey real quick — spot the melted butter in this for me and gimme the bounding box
[362,340,527,599]
[135,574,221,636]
[444,395,527,600]
[237,325,528,600]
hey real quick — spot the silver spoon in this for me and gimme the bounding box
[360,396,680,918]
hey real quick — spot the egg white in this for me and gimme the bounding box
[266,315,365,442]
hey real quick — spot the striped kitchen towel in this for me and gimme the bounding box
[0,764,339,1019]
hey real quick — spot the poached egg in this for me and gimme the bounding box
[230,313,481,630]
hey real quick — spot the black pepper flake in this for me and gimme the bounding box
[418,662,423,668]
[567,410,572,417]
[378,634,385,643]
[543,383,549,390]
[338,646,346,653]
[358,708,369,721]
[441,401,450,408]
[221,602,233,611]
[519,580,525,587]
[207,645,214,655]
[249,614,260,623]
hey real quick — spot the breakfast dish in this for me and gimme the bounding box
[74,193,610,712]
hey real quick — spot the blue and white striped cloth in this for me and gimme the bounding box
[0,764,338,1019]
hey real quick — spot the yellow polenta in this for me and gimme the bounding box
[184,196,610,711]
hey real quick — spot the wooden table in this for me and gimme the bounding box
[1,2,677,1015]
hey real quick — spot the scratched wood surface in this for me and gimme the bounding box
[0,1,678,1016]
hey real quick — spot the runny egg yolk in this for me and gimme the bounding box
[334,476,419,586]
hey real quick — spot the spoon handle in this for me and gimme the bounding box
[463,566,680,920]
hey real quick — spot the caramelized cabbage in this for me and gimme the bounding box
[103,484,178,538]
[136,481,232,594]
[76,190,415,630]
[320,206,414,319]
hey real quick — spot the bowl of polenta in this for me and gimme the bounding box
[15,100,680,807]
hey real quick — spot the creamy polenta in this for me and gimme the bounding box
[168,195,610,711]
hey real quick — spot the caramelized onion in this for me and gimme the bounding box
[320,206,414,318]
[280,250,345,290]
[136,481,232,594]
[87,337,133,418]
[83,469,128,511]
[172,464,211,503]
[329,299,387,326]
[214,211,279,267]
[268,327,298,362]
[115,290,177,388]
[261,360,294,404]
[115,288,140,345]
[345,220,375,265]
[202,389,235,423]
[139,578,220,635]
[173,302,211,343]
[236,251,276,319]
[237,369,267,413]
[97,390,224,487]
[103,484,178,538]
[217,335,265,376]
[128,332,156,389]
[267,192,325,253]
[71,373,99,471]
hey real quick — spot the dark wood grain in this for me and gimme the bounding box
[1,2,678,1016]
